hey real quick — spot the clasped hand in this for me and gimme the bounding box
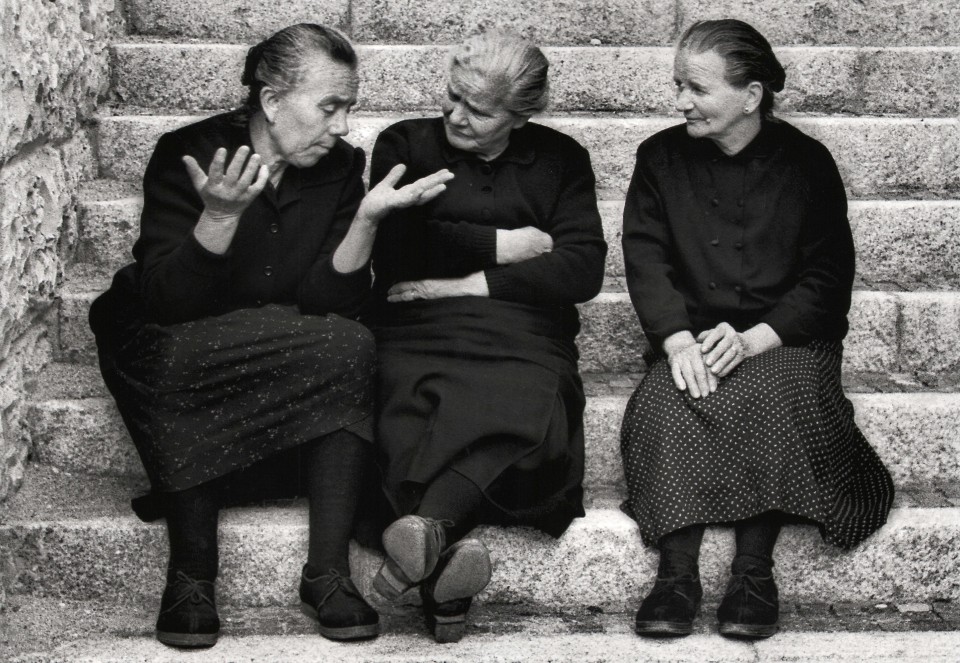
[183,146,269,218]
[666,322,746,399]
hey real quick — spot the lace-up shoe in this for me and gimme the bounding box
[717,559,779,638]
[374,515,449,599]
[420,538,492,643]
[300,566,380,641]
[634,574,703,636]
[155,570,219,647]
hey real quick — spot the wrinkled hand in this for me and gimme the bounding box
[667,342,717,399]
[386,273,488,303]
[496,226,553,264]
[358,164,454,224]
[697,322,745,378]
[183,146,269,218]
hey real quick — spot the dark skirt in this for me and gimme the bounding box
[92,297,376,494]
[620,340,894,549]
[374,297,586,538]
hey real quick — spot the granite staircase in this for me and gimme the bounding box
[2,0,960,660]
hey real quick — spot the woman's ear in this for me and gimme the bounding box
[744,81,764,115]
[260,86,280,124]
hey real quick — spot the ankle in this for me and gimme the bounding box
[657,550,699,579]
[732,553,774,576]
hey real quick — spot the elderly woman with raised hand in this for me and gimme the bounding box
[89,24,452,648]
[365,30,606,642]
[619,19,894,639]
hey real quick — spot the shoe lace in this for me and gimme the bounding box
[161,571,215,613]
[421,517,453,552]
[650,575,699,603]
[724,573,776,607]
[309,569,363,607]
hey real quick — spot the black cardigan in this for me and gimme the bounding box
[118,110,371,327]
[368,117,607,317]
[622,120,855,350]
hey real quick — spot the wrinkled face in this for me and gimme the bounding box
[441,70,525,160]
[673,48,753,147]
[262,53,358,168]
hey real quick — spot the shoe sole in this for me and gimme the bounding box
[635,620,694,637]
[719,621,779,639]
[300,602,381,641]
[156,630,218,648]
[432,540,492,604]
[376,517,440,598]
[431,612,466,644]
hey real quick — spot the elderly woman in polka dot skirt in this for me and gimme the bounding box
[619,19,894,639]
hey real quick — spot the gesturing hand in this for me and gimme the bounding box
[358,164,455,224]
[496,226,553,264]
[182,146,270,218]
[697,322,745,378]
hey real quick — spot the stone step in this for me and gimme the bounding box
[110,42,960,116]
[26,359,960,492]
[4,598,960,662]
[97,114,960,198]
[1,468,957,609]
[56,280,960,386]
[124,0,960,46]
[75,191,960,289]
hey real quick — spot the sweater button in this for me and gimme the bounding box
[479,163,493,175]
[263,266,273,276]
[481,185,493,194]
[269,223,280,234]
[710,198,719,207]
[709,282,717,290]
[734,242,743,250]
[710,239,720,246]
[734,285,743,294]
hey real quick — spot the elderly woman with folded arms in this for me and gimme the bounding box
[364,30,607,642]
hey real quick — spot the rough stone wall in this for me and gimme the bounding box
[0,0,121,502]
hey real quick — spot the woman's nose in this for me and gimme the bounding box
[330,108,350,136]
[446,102,467,126]
[674,88,693,112]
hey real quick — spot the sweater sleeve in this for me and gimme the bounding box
[296,147,372,320]
[370,125,498,278]
[134,131,236,325]
[759,143,855,345]
[482,142,607,306]
[621,143,693,348]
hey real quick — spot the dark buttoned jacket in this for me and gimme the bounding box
[622,120,855,350]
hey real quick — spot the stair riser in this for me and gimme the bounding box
[1,508,955,608]
[77,197,960,289]
[111,44,960,116]
[28,394,960,493]
[97,116,960,198]
[125,0,960,46]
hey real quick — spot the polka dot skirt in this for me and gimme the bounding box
[620,340,894,549]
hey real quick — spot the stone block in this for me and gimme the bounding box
[850,201,960,289]
[859,48,960,116]
[577,293,650,374]
[677,0,960,46]
[57,286,104,364]
[351,0,678,46]
[99,115,960,198]
[0,0,118,161]
[898,292,960,380]
[843,291,900,376]
[2,504,957,608]
[77,197,141,274]
[125,0,349,40]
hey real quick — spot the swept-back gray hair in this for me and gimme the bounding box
[448,30,550,116]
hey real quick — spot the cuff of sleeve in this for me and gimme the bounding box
[482,266,513,300]
[760,306,804,346]
[472,226,498,266]
[327,257,373,289]
[176,234,233,276]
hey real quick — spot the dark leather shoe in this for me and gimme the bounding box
[717,560,779,639]
[155,570,219,648]
[634,575,702,636]
[374,515,449,599]
[300,567,380,641]
[420,539,492,643]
